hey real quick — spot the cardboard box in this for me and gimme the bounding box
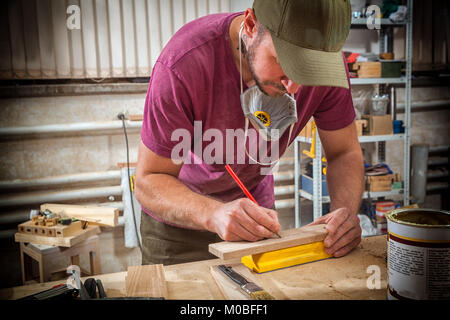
[366,174,393,192]
[355,119,368,136]
[361,115,393,135]
[350,62,382,78]
[299,120,313,138]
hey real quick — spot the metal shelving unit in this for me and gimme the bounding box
[294,0,413,228]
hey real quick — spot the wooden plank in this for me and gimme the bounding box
[40,203,118,227]
[18,220,82,237]
[117,162,137,168]
[125,265,168,298]
[14,225,101,247]
[209,224,328,260]
[128,114,143,121]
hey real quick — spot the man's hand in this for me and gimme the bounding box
[206,198,281,242]
[308,207,361,257]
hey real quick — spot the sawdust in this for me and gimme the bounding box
[358,236,387,260]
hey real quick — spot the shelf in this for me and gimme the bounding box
[363,189,404,198]
[350,77,406,85]
[358,134,405,143]
[351,18,407,27]
[300,189,330,203]
[296,134,405,144]
[300,188,404,204]
[294,0,412,227]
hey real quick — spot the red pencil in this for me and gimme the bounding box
[225,164,281,238]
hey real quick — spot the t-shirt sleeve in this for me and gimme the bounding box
[313,54,356,131]
[141,61,194,159]
[313,85,356,131]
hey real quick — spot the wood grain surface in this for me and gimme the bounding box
[209,224,328,260]
[125,264,168,298]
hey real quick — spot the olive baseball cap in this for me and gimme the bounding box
[253,0,351,89]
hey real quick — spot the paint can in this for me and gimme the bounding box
[376,201,396,234]
[386,208,450,300]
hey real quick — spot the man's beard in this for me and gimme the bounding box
[242,39,286,97]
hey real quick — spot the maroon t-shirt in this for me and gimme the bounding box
[141,12,355,227]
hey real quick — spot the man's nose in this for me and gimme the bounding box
[281,79,301,95]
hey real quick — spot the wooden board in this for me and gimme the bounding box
[14,225,101,247]
[125,265,168,298]
[18,220,82,237]
[117,162,137,168]
[40,203,118,227]
[128,114,143,121]
[209,224,327,260]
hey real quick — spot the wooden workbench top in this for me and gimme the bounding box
[0,235,387,300]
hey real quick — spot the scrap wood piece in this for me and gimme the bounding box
[18,220,82,238]
[126,265,168,298]
[40,203,118,227]
[128,114,143,121]
[14,225,100,247]
[209,224,328,260]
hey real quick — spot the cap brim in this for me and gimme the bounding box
[270,31,350,89]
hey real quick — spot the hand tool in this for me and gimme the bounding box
[18,284,79,300]
[218,265,274,300]
[224,164,281,238]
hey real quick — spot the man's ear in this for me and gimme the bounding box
[243,8,257,39]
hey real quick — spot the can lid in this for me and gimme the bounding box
[386,208,450,228]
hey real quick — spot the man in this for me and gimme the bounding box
[135,0,364,266]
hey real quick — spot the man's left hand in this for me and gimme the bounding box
[308,207,362,257]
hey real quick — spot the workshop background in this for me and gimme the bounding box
[0,0,449,289]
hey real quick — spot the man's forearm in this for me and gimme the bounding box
[135,173,222,230]
[326,150,364,215]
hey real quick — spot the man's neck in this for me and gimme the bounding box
[229,15,255,87]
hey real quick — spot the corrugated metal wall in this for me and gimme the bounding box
[0,0,232,79]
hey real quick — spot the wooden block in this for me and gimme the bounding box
[15,225,101,247]
[354,62,381,78]
[54,220,82,238]
[379,52,394,60]
[361,115,393,136]
[125,265,168,298]
[298,120,313,138]
[209,224,328,260]
[40,203,118,227]
[117,162,137,168]
[128,114,143,121]
[355,120,368,136]
[367,175,393,192]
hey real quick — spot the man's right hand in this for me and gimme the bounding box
[206,198,281,242]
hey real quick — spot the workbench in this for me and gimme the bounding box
[0,235,387,300]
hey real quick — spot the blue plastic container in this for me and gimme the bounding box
[301,174,329,196]
[393,120,405,134]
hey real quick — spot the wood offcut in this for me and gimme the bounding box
[40,203,119,227]
[125,265,168,299]
[209,224,328,260]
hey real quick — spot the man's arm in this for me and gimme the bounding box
[310,120,364,257]
[134,141,280,241]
